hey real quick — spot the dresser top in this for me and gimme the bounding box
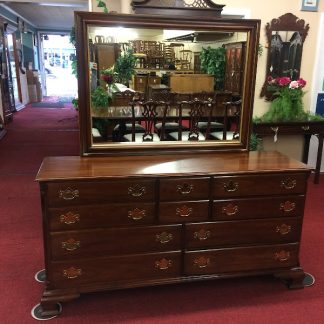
[36,151,310,182]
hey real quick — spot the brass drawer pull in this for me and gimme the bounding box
[60,212,80,225]
[194,256,210,268]
[194,229,211,241]
[59,188,79,201]
[155,258,172,270]
[223,180,239,192]
[280,178,296,190]
[222,203,239,216]
[156,232,173,244]
[63,267,82,279]
[176,205,193,217]
[301,125,310,131]
[177,183,194,195]
[276,224,292,235]
[61,238,81,251]
[128,208,146,220]
[274,250,290,262]
[128,184,146,197]
[280,201,296,213]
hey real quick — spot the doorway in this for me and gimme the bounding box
[41,34,77,100]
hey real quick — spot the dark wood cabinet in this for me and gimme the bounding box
[36,151,310,317]
[224,42,246,96]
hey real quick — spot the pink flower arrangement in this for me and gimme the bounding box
[263,76,308,122]
[267,76,307,89]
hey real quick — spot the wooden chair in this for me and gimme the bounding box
[123,100,169,142]
[197,91,232,133]
[168,99,213,141]
[112,91,145,141]
[176,50,193,70]
[209,99,242,140]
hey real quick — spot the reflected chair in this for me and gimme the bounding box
[209,99,242,140]
[123,100,169,142]
[197,91,232,134]
[113,91,145,141]
[168,99,213,141]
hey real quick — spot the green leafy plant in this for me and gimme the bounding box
[113,49,136,86]
[91,86,112,109]
[261,76,308,122]
[200,46,226,90]
[96,0,109,13]
[249,133,262,151]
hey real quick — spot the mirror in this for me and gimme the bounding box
[75,12,260,156]
[260,13,309,100]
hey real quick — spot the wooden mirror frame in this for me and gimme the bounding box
[260,13,309,100]
[75,12,260,156]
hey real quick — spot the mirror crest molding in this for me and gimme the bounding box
[261,13,309,99]
[131,0,225,17]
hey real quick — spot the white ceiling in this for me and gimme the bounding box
[0,0,88,30]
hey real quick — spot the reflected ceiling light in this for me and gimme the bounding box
[38,2,85,7]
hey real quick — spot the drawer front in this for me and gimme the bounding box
[185,217,302,249]
[184,243,299,275]
[213,173,307,198]
[159,201,209,223]
[159,177,210,201]
[48,251,181,288]
[48,203,156,230]
[46,179,155,206]
[213,195,305,220]
[51,225,182,260]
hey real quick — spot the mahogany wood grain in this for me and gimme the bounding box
[36,151,309,181]
[184,243,300,275]
[213,195,305,221]
[185,218,302,249]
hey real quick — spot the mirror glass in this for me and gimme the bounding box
[75,13,260,155]
[269,31,302,80]
[88,24,247,146]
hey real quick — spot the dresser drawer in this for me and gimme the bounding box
[213,195,305,220]
[50,225,182,260]
[159,201,209,223]
[185,218,301,249]
[213,173,307,198]
[46,179,156,206]
[159,177,209,201]
[48,251,181,289]
[184,243,299,275]
[48,202,156,230]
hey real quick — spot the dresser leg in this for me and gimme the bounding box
[39,289,80,317]
[274,267,306,289]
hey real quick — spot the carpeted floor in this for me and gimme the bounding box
[0,104,324,323]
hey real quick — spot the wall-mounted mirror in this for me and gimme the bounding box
[75,12,260,156]
[260,13,309,100]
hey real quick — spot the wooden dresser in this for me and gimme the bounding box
[36,151,310,316]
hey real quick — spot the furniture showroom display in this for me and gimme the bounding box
[35,8,312,318]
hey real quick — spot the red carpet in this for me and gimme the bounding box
[0,105,324,323]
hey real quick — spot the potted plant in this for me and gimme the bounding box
[91,86,112,109]
[113,49,136,86]
[260,76,308,122]
[200,46,226,90]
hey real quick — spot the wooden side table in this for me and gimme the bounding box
[253,121,324,184]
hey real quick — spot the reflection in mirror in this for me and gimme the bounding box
[88,25,247,145]
[269,31,302,80]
